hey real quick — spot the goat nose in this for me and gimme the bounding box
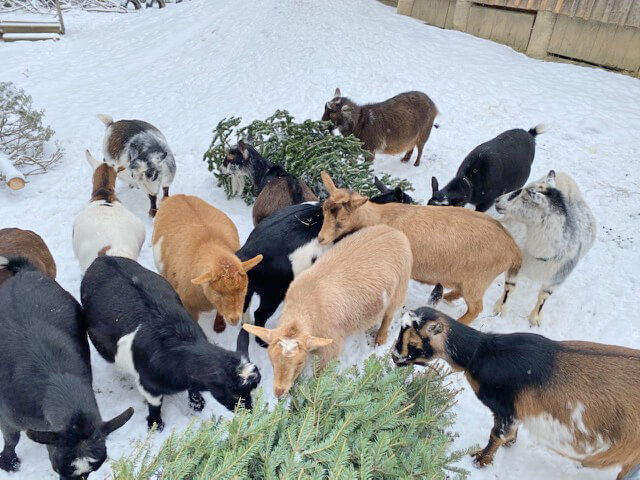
[274,387,287,399]
[224,315,241,326]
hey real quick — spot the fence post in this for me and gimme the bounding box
[452,0,471,32]
[397,0,415,16]
[526,10,556,58]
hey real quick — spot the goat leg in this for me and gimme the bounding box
[528,288,553,327]
[188,390,205,412]
[472,416,515,467]
[148,194,158,217]
[146,399,164,432]
[0,429,20,472]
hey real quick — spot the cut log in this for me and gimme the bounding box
[0,154,25,190]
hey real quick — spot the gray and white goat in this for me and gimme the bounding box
[97,114,176,217]
[493,170,596,326]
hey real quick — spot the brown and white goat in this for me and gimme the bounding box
[393,306,640,480]
[317,171,522,324]
[0,228,56,285]
[321,88,438,166]
[72,150,145,273]
[243,224,412,399]
[152,194,262,332]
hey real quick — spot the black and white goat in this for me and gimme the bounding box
[96,114,176,217]
[428,125,544,212]
[236,180,414,351]
[81,256,260,431]
[220,139,317,226]
[392,305,640,480]
[493,170,596,326]
[0,257,133,479]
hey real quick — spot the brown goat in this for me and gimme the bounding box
[244,224,412,399]
[321,88,437,166]
[317,171,522,325]
[393,306,640,480]
[253,176,317,226]
[152,194,262,331]
[0,228,56,285]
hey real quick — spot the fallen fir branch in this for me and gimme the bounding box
[202,110,413,204]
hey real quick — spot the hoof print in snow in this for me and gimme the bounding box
[188,390,206,412]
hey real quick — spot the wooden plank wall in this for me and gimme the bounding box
[409,0,456,28]
[466,4,536,51]
[548,14,640,70]
[473,0,640,28]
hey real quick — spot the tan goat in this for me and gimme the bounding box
[0,228,56,285]
[152,194,262,332]
[243,224,412,399]
[317,171,522,325]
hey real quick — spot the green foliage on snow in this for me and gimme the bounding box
[112,355,467,480]
[202,110,413,204]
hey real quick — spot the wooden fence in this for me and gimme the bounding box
[397,0,640,74]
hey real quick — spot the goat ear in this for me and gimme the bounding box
[85,149,101,171]
[431,176,439,195]
[26,430,60,445]
[102,407,134,435]
[333,87,341,98]
[191,272,213,285]
[321,171,337,194]
[304,335,333,351]
[341,105,354,115]
[374,176,389,193]
[426,322,443,335]
[350,194,368,209]
[241,254,263,272]
[546,170,556,186]
[242,324,275,345]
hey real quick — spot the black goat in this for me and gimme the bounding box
[0,256,133,479]
[236,180,414,351]
[370,176,415,204]
[220,140,317,226]
[81,256,260,431]
[428,125,544,211]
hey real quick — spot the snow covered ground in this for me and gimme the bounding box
[1,0,639,478]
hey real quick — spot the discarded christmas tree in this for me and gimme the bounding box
[202,110,413,204]
[112,355,468,479]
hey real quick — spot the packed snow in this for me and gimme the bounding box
[1,0,639,478]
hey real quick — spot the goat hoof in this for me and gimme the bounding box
[413,161,420,167]
[147,418,164,432]
[374,333,387,346]
[0,452,20,472]
[492,304,504,316]
[256,337,268,348]
[149,208,158,217]
[471,450,493,467]
[213,314,226,333]
[188,391,206,412]
[528,316,541,327]
[504,438,517,448]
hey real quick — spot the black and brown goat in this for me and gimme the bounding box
[0,228,56,286]
[220,140,317,226]
[321,88,438,166]
[392,305,640,480]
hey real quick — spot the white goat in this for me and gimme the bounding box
[493,170,596,325]
[72,150,146,273]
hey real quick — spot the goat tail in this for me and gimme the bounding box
[428,283,443,306]
[96,114,114,126]
[529,123,546,137]
[0,256,37,275]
